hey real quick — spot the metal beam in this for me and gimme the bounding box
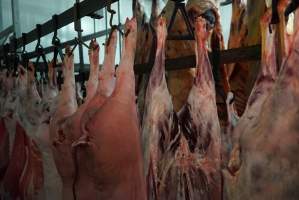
[0,0,119,56]
[0,0,3,31]
[32,44,261,76]
[0,26,13,40]
[1,36,8,45]
[220,0,232,6]
[11,0,21,37]
[25,25,123,59]
[134,45,261,74]
[0,0,4,44]
[35,62,91,72]
[75,0,85,74]
[1,44,261,85]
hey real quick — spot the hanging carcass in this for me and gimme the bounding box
[49,46,78,200]
[141,16,179,200]
[225,8,299,200]
[74,18,146,200]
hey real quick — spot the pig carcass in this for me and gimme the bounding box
[75,18,146,200]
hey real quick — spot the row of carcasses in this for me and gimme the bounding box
[0,11,299,200]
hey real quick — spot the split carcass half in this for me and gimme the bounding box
[80,29,117,133]
[2,123,30,199]
[74,30,118,200]
[177,17,221,200]
[16,63,42,137]
[225,10,299,200]
[34,61,62,200]
[75,18,146,200]
[226,10,278,176]
[60,39,100,200]
[49,46,78,200]
[0,117,9,183]
[141,17,179,200]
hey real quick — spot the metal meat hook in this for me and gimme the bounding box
[52,15,64,68]
[20,33,28,70]
[107,2,124,36]
[167,0,195,40]
[70,37,90,54]
[35,24,48,80]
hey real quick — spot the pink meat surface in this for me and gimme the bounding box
[74,30,118,200]
[60,40,101,200]
[80,29,117,129]
[3,122,28,199]
[17,63,42,139]
[177,17,221,200]
[76,18,146,200]
[34,61,61,200]
[49,47,78,200]
[142,16,221,200]
[0,118,9,180]
[19,140,44,200]
[141,17,179,200]
[225,11,299,200]
[226,11,278,175]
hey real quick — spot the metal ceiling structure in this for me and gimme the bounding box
[0,0,118,56]
[0,0,260,77]
[3,0,298,78]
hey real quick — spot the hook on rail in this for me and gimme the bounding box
[70,37,91,54]
[71,3,91,53]
[21,33,27,54]
[35,24,48,81]
[12,38,20,76]
[107,1,123,39]
[74,2,83,33]
[52,15,64,69]
[166,0,217,40]
[166,0,195,40]
[21,33,29,68]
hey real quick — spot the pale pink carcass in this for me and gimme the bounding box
[75,18,146,200]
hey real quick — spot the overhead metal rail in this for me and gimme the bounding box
[1,0,297,79]
[0,26,14,40]
[33,44,260,83]
[135,45,261,74]
[0,0,118,56]
[32,44,261,75]
[0,0,261,78]
[24,26,123,60]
